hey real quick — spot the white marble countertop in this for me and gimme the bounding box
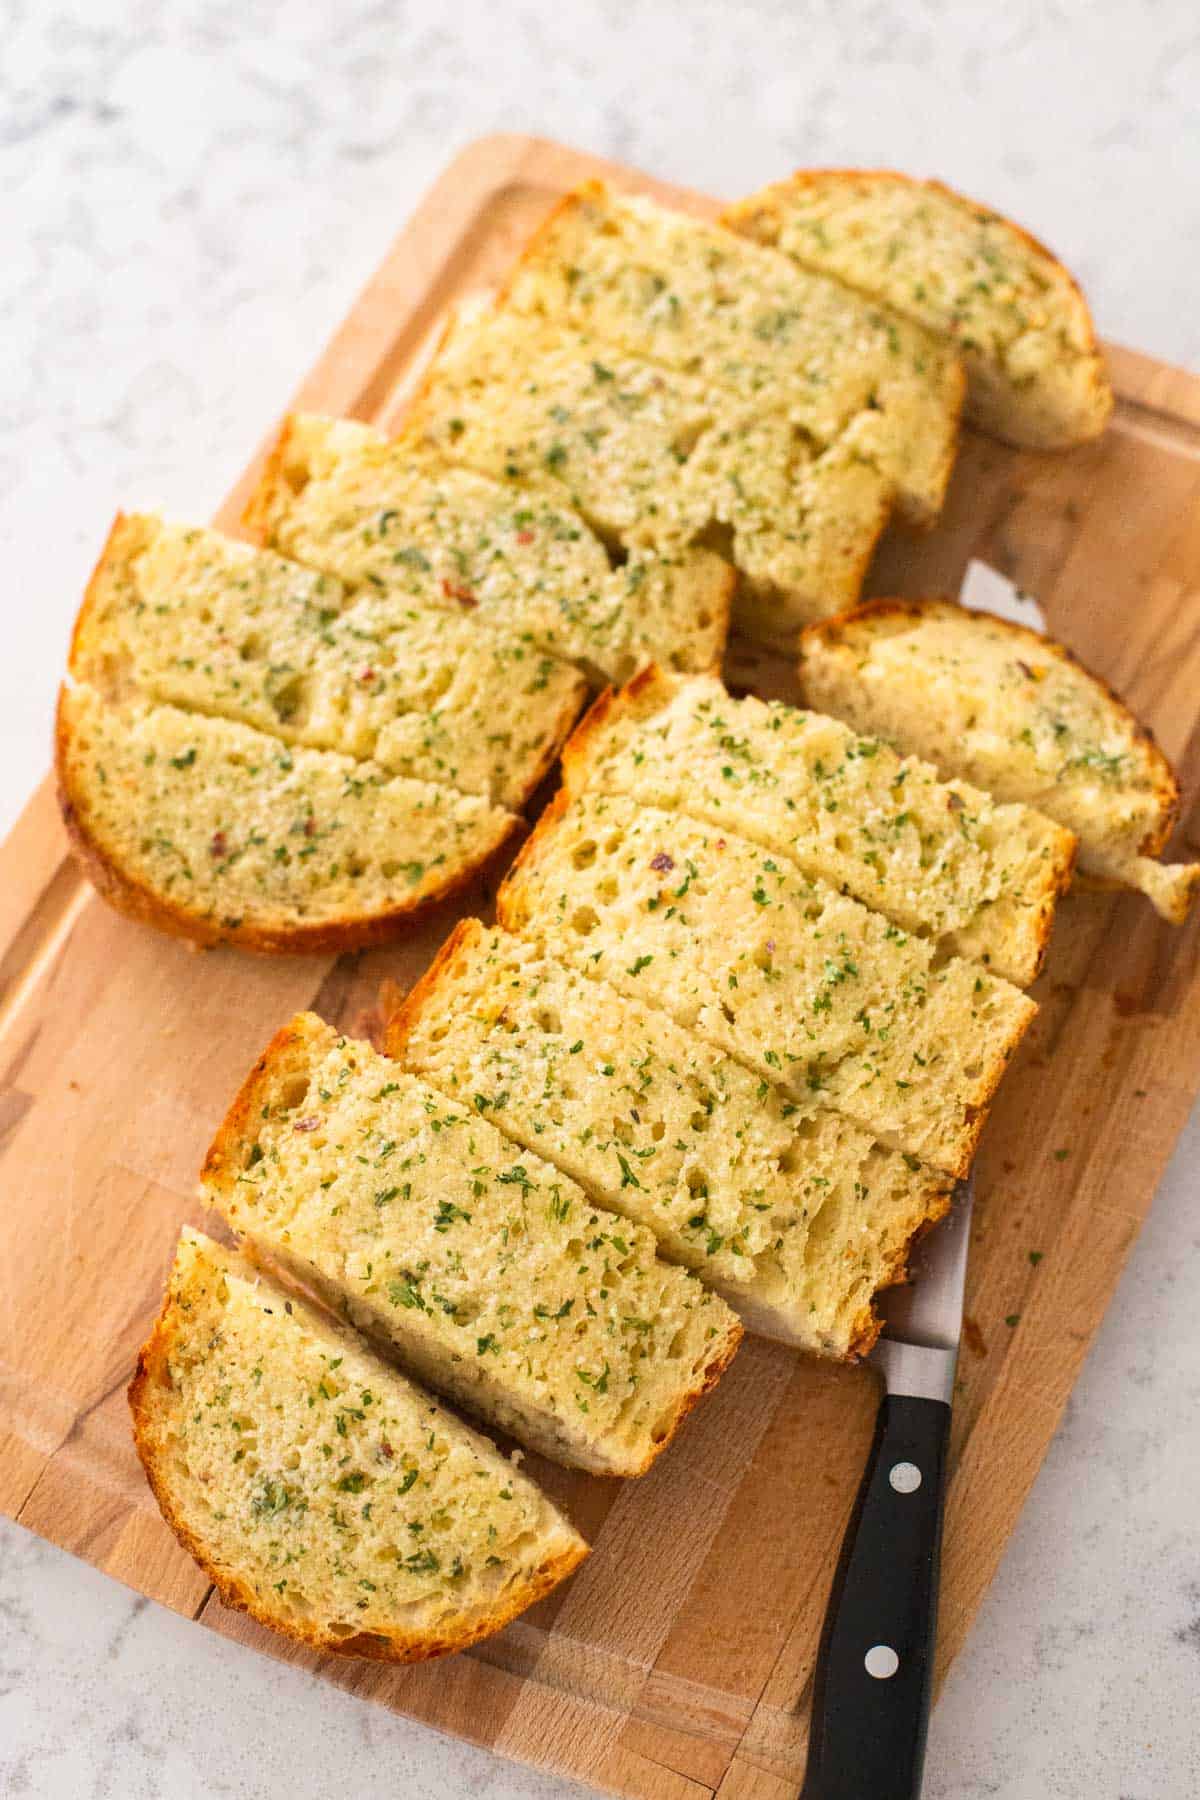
[3,2,1199,1795]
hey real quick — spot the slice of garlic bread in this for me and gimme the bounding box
[504,182,963,526]
[56,684,518,952]
[798,599,1198,923]
[405,308,892,648]
[559,667,1075,985]
[243,413,731,684]
[386,919,952,1358]
[202,1014,741,1475]
[70,513,585,810]
[497,791,1034,1177]
[725,170,1112,449]
[130,1230,586,1661]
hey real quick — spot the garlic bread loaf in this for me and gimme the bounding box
[203,1013,741,1475]
[798,600,1199,923]
[245,414,731,684]
[386,919,952,1357]
[130,1231,587,1661]
[725,170,1112,450]
[497,792,1034,1176]
[404,308,893,648]
[70,513,585,809]
[504,182,964,527]
[560,667,1075,985]
[57,684,518,952]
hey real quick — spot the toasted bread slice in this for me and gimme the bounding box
[202,1013,741,1475]
[386,919,952,1358]
[403,309,892,649]
[70,513,585,810]
[559,667,1075,985]
[57,684,519,953]
[725,170,1112,449]
[130,1231,586,1661]
[798,599,1198,923]
[505,182,963,527]
[496,791,1034,1177]
[243,414,731,684]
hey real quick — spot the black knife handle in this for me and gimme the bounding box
[800,1391,952,1800]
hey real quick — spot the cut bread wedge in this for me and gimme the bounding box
[724,170,1112,450]
[798,599,1199,923]
[386,919,953,1358]
[404,308,893,648]
[70,513,586,810]
[130,1230,587,1661]
[496,791,1035,1177]
[202,1013,741,1475]
[559,667,1075,985]
[56,684,519,953]
[243,413,731,684]
[504,182,964,527]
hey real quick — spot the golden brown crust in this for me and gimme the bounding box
[55,685,524,956]
[240,415,305,546]
[200,1014,320,1195]
[382,918,483,1063]
[128,1290,587,1664]
[797,596,1182,859]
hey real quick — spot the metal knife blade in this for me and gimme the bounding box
[872,1175,975,1407]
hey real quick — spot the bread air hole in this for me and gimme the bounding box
[535,1007,562,1035]
[570,906,599,937]
[571,840,597,870]
[279,1073,311,1112]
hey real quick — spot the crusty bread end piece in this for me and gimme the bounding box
[559,666,1076,986]
[70,511,586,811]
[56,683,520,954]
[724,169,1112,450]
[202,1013,742,1475]
[797,598,1198,923]
[385,918,953,1358]
[131,1230,586,1661]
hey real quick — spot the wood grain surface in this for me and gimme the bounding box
[2,134,1198,1798]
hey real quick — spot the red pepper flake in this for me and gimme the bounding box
[379,1439,395,1460]
[716,838,726,851]
[441,576,477,608]
[304,816,316,837]
[293,1115,321,1133]
[358,666,376,684]
[947,792,965,813]
[515,529,535,546]
[209,831,228,858]
[1016,659,1035,678]
[650,851,674,873]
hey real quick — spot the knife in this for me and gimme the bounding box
[799,1174,975,1800]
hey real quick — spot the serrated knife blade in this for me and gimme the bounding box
[873,1175,975,1405]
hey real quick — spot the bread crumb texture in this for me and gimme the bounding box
[725,170,1112,448]
[202,1013,741,1475]
[497,791,1035,1176]
[561,668,1075,985]
[130,1230,587,1661]
[57,682,516,950]
[799,600,1197,923]
[248,413,730,685]
[507,183,962,524]
[71,512,585,809]
[387,919,951,1357]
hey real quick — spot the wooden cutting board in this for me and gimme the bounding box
[3,134,1199,1800]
